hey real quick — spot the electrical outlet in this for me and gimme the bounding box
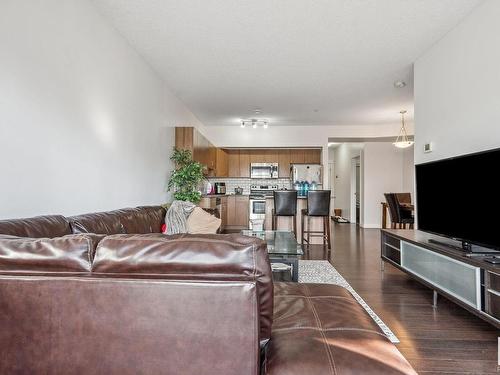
[424,143,433,153]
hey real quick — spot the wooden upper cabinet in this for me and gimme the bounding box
[264,149,279,164]
[249,149,266,164]
[290,149,305,164]
[175,127,219,176]
[227,150,240,177]
[239,150,250,177]
[174,127,194,153]
[278,149,291,178]
[304,149,321,164]
[215,148,228,177]
[175,133,324,178]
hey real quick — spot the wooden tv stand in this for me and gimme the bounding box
[381,229,500,328]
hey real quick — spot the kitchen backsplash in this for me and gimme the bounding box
[206,178,291,195]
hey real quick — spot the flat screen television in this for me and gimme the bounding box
[415,147,500,252]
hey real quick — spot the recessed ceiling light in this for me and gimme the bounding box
[394,80,406,88]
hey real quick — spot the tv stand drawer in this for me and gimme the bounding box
[401,242,481,309]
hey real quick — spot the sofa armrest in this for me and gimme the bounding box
[0,276,259,375]
[92,233,273,345]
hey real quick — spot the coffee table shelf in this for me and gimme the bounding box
[241,230,303,282]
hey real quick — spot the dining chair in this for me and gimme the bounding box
[384,193,414,229]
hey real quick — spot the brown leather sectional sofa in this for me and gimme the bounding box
[0,206,416,375]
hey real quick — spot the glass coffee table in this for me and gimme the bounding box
[241,230,303,282]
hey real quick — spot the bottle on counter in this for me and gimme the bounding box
[303,181,310,196]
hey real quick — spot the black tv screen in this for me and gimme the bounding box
[416,148,500,251]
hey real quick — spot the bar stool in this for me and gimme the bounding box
[272,190,298,237]
[301,190,331,249]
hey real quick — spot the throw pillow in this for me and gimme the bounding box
[186,207,221,234]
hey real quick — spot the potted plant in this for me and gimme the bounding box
[167,148,205,203]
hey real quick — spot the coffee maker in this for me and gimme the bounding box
[214,182,226,195]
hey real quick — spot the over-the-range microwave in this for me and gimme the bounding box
[250,163,279,179]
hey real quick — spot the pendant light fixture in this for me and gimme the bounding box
[393,110,414,149]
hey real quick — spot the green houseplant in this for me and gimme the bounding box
[167,148,205,203]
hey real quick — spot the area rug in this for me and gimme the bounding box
[298,260,399,343]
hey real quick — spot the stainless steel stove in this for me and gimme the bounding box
[249,184,278,230]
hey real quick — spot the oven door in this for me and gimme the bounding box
[250,164,272,179]
[249,199,267,218]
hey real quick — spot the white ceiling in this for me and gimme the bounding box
[92,0,483,127]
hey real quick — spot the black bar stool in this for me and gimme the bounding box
[272,190,298,237]
[301,190,331,249]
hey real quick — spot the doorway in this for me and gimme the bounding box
[350,156,360,224]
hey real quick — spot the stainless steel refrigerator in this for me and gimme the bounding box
[290,164,323,188]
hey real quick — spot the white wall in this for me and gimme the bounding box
[0,0,202,219]
[360,143,410,228]
[414,0,500,164]
[331,144,362,220]
[402,146,415,197]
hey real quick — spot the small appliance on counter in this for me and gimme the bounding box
[234,187,243,195]
[214,182,226,195]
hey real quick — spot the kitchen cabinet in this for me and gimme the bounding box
[239,150,250,177]
[264,149,279,164]
[278,149,291,178]
[304,149,321,164]
[227,150,240,177]
[290,149,305,164]
[175,127,229,177]
[226,195,249,229]
[215,148,228,177]
[176,132,324,178]
[175,127,194,151]
[220,196,228,230]
[249,149,266,164]
[175,127,211,172]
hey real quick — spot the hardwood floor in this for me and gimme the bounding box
[304,223,499,374]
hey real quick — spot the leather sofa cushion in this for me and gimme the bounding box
[267,283,416,375]
[120,207,166,234]
[0,215,71,238]
[0,234,104,273]
[69,206,166,235]
[135,206,166,232]
[92,233,273,345]
[69,210,126,235]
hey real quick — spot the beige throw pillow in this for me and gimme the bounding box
[186,207,221,234]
